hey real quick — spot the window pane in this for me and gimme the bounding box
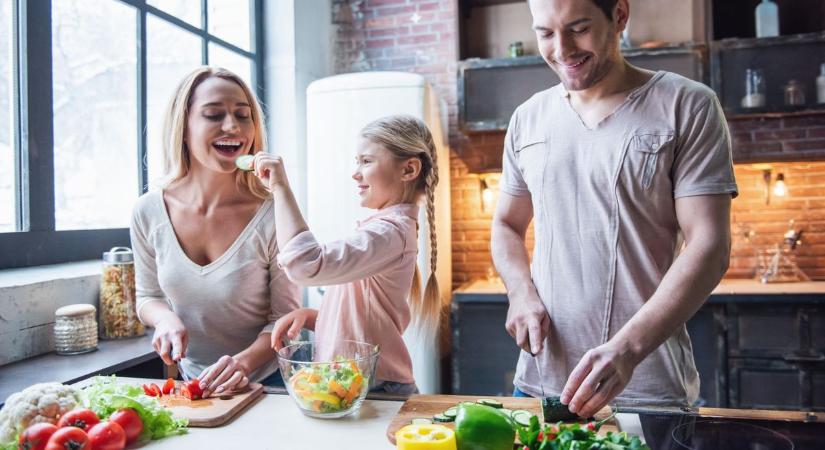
[208,0,251,51]
[147,0,201,28]
[209,43,252,89]
[0,0,15,233]
[52,0,138,230]
[146,16,201,190]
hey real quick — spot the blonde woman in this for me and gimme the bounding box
[130,67,300,397]
[261,115,441,394]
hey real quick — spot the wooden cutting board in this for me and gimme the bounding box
[386,394,617,445]
[82,377,263,427]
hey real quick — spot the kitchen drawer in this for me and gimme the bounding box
[729,358,825,411]
[729,358,802,410]
[726,303,825,358]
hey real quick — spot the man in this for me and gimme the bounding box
[491,0,738,417]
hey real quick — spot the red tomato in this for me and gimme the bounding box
[108,408,143,445]
[181,379,202,400]
[161,377,176,395]
[141,383,162,397]
[87,422,125,450]
[19,422,58,450]
[56,409,100,431]
[44,427,89,450]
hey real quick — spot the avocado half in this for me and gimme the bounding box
[541,396,578,422]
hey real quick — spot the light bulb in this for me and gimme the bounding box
[773,173,786,197]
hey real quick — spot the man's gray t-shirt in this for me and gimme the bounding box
[500,71,738,406]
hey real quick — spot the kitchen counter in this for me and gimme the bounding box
[0,334,156,404]
[455,278,825,298]
[130,393,405,449]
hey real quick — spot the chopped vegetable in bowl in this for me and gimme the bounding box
[278,340,379,419]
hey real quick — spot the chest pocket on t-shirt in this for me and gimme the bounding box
[515,137,548,190]
[633,132,674,189]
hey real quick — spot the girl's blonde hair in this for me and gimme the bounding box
[159,66,269,199]
[360,115,441,332]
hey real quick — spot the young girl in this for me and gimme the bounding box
[131,67,301,398]
[254,115,441,394]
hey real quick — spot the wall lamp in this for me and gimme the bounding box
[479,172,501,214]
[762,169,787,205]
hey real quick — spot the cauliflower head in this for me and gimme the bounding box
[0,382,80,443]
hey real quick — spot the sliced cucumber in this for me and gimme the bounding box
[235,155,254,171]
[499,408,513,418]
[433,413,453,423]
[411,418,433,425]
[476,398,503,408]
[511,410,534,427]
[443,407,458,419]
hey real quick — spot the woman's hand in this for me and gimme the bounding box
[198,355,250,398]
[270,308,318,351]
[253,152,290,191]
[151,313,188,366]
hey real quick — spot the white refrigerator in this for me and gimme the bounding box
[305,72,451,394]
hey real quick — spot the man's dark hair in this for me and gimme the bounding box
[590,0,618,20]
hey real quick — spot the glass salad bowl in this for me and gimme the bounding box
[277,340,379,419]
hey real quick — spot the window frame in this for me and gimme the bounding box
[0,0,264,269]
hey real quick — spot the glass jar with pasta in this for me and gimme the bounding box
[99,247,144,339]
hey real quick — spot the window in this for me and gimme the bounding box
[0,0,263,268]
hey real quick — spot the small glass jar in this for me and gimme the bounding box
[741,68,766,108]
[54,304,98,355]
[783,79,806,106]
[99,247,144,339]
[508,41,524,58]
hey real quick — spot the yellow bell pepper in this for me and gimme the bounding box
[303,392,342,408]
[396,424,457,450]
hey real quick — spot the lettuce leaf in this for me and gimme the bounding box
[81,376,187,441]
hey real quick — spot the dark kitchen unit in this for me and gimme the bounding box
[451,279,825,412]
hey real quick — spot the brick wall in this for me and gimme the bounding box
[334,2,825,289]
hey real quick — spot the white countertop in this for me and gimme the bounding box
[142,394,403,449]
[455,278,825,296]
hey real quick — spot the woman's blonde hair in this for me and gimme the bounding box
[360,115,441,332]
[159,66,269,199]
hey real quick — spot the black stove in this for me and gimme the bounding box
[637,413,825,450]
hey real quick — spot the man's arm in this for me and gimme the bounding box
[491,192,549,355]
[561,193,731,417]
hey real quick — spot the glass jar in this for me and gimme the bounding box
[99,247,144,339]
[741,68,765,108]
[54,304,98,355]
[783,79,806,106]
[508,41,524,58]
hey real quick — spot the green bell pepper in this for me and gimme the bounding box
[454,403,515,450]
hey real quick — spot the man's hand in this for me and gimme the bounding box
[506,292,550,355]
[560,340,638,418]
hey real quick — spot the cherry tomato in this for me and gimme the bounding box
[181,379,202,400]
[44,427,89,450]
[141,383,162,397]
[108,408,143,445]
[87,422,125,450]
[56,409,100,431]
[161,377,176,395]
[19,422,58,450]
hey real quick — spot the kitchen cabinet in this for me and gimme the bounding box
[451,279,825,411]
[459,45,707,132]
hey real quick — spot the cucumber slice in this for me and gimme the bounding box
[512,411,533,427]
[433,413,453,423]
[443,407,458,419]
[411,418,433,425]
[499,408,513,418]
[476,398,503,408]
[235,155,254,171]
